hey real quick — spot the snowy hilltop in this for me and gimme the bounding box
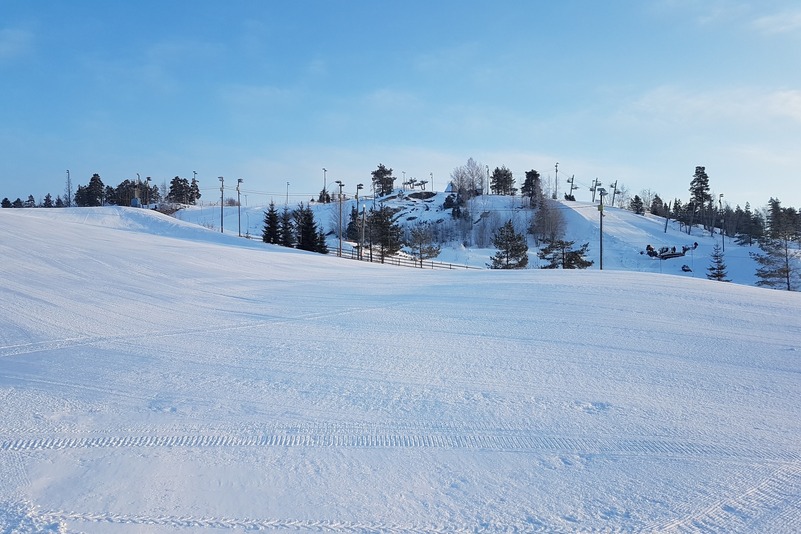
[178,191,764,286]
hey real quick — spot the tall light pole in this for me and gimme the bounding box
[237,178,243,237]
[218,176,224,233]
[145,176,151,208]
[335,180,344,256]
[554,162,559,200]
[356,183,364,259]
[598,187,607,270]
[66,169,72,207]
[286,182,289,206]
[361,206,366,261]
[719,193,725,252]
[322,168,327,202]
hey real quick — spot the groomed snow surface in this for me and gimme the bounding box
[1,203,800,533]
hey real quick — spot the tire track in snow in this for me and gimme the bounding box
[0,451,30,500]
[40,510,459,533]
[2,429,797,463]
[656,462,801,533]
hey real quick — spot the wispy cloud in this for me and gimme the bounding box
[752,9,801,35]
[0,28,33,61]
[627,86,801,126]
[649,0,750,26]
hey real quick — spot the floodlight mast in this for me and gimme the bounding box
[598,187,608,270]
[237,179,243,237]
[218,177,224,233]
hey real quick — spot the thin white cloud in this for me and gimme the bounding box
[220,83,297,108]
[0,28,33,61]
[413,42,481,74]
[649,0,750,26]
[363,88,422,111]
[752,9,801,35]
[627,86,801,126]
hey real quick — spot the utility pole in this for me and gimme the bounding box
[322,168,327,202]
[335,180,344,256]
[554,162,559,200]
[360,206,366,261]
[237,178,243,237]
[285,182,289,206]
[598,187,607,270]
[356,183,363,258]
[218,176,224,233]
[430,172,433,193]
[719,194,725,252]
[664,201,672,233]
[65,169,72,207]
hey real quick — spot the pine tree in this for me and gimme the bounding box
[367,204,403,262]
[42,193,54,208]
[706,243,730,282]
[86,174,105,206]
[751,199,800,291]
[189,177,202,204]
[490,166,516,196]
[278,206,295,248]
[407,223,441,267]
[167,176,192,204]
[294,203,318,252]
[538,239,593,269]
[520,169,542,208]
[315,229,329,254]
[1,198,11,208]
[752,240,798,291]
[489,220,528,269]
[262,201,280,244]
[529,198,565,244]
[371,164,395,197]
[629,195,645,215]
[687,166,711,234]
[650,195,665,216]
[345,206,361,241]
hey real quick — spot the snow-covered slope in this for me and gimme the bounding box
[177,193,761,286]
[1,206,800,532]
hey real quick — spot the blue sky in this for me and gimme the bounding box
[2,0,800,210]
